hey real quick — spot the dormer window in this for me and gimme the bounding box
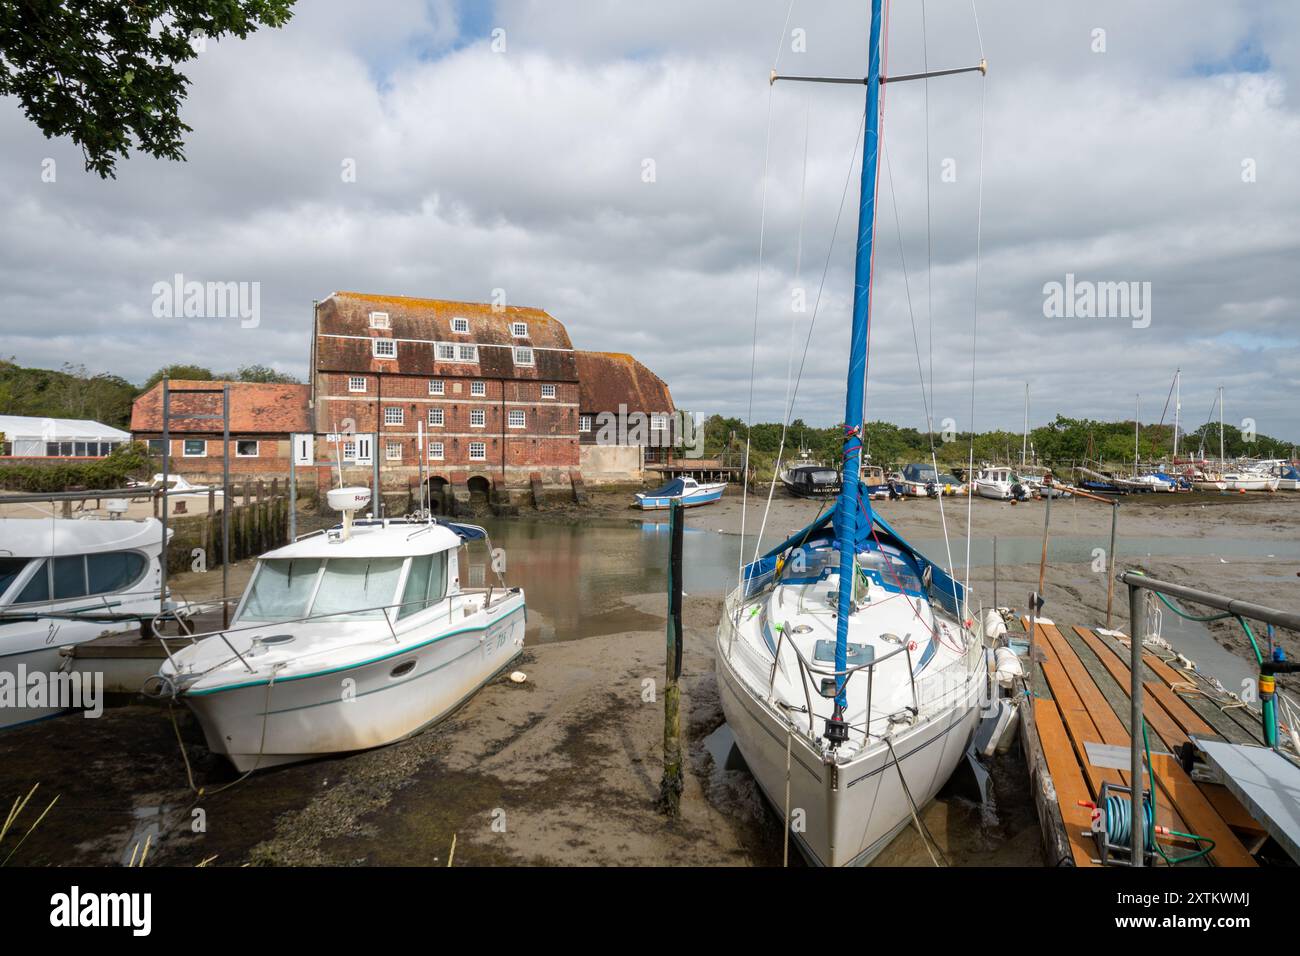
[369,311,390,329]
[452,317,470,334]
[514,347,534,366]
[511,321,528,337]
[373,339,396,359]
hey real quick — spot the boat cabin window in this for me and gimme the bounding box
[0,557,28,599]
[310,557,406,621]
[397,552,450,619]
[53,555,89,599]
[14,560,50,603]
[240,558,323,622]
[810,470,837,483]
[858,549,924,595]
[5,551,152,605]
[87,552,149,594]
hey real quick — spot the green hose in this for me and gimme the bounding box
[1143,719,1216,865]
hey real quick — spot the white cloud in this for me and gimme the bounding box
[0,0,1297,441]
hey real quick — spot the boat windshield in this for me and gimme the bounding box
[237,556,410,623]
[858,549,924,595]
[810,470,838,483]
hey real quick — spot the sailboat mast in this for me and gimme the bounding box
[1022,383,1028,468]
[1173,368,1180,460]
[1134,394,1140,475]
[829,0,885,741]
[1219,385,1224,465]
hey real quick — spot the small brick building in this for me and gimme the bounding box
[131,380,311,481]
[310,292,581,505]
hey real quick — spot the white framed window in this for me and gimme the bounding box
[513,346,534,366]
[457,344,478,362]
[452,317,470,333]
[541,384,556,399]
[579,415,592,433]
[386,440,403,461]
[348,376,367,393]
[508,409,526,429]
[436,343,456,361]
[428,407,444,427]
[428,441,444,461]
[511,321,528,337]
[469,441,486,461]
[384,406,404,426]
[470,408,486,427]
[373,338,397,359]
[236,440,259,458]
[183,439,207,457]
[428,380,444,396]
[343,440,357,460]
[369,311,390,329]
[650,413,668,431]
[470,381,486,397]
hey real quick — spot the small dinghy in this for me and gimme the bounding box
[634,476,726,510]
[153,488,525,772]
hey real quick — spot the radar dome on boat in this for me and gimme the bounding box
[327,487,372,513]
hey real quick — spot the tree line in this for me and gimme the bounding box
[0,359,299,430]
[700,413,1296,474]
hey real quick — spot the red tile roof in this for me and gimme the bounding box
[131,381,311,434]
[575,351,674,415]
[314,292,578,381]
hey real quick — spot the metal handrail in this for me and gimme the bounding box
[1118,571,1300,632]
[150,588,511,682]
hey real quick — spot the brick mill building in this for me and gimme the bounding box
[310,292,581,507]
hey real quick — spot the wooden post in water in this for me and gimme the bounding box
[1104,501,1119,630]
[658,499,685,818]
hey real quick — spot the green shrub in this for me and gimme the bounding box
[0,442,152,492]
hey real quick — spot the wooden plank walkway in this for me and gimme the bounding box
[1019,617,1261,867]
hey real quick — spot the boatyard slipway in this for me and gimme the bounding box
[0,490,1290,866]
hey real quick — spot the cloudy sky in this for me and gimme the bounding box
[2,1,1298,441]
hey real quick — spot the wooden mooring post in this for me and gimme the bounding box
[658,499,685,818]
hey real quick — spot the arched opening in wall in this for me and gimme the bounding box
[426,476,449,513]
[467,475,492,504]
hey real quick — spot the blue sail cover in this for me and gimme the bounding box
[644,478,687,498]
[740,491,967,619]
[443,520,487,540]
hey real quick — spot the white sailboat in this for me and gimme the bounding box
[716,1,987,867]
[154,488,525,771]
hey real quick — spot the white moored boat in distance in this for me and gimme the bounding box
[1220,471,1279,492]
[974,466,1021,501]
[155,487,525,772]
[1,514,169,728]
[716,0,987,867]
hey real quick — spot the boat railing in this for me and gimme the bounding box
[723,589,982,744]
[766,617,920,742]
[150,589,519,680]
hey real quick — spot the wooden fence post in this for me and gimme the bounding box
[658,499,685,817]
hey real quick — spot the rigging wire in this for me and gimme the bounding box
[739,0,799,589]
[961,0,988,616]
[752,95,813,559]
[883,142,956,588]
[749,107,868,565]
